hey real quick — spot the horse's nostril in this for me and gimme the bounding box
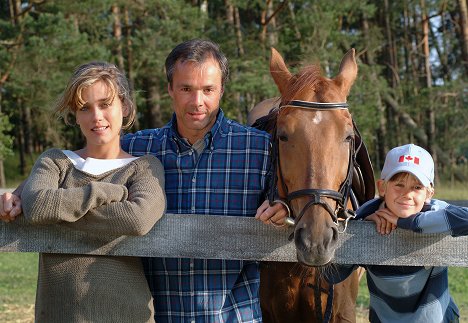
[295,228,311,250]
[331,225,338,241]
[322,226,337,250]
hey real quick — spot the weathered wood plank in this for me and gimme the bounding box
[1,214,467,267]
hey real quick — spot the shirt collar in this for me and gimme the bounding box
[168,109,225,151]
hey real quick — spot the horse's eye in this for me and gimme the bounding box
[345,135,353,142]
[278,135,288,142]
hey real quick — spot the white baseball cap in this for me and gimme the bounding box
[381,144,434,187]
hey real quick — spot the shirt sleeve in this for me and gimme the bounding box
[397,199,468,236]
[65,156,166,236]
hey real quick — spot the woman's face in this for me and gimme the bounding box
[75,81,126,157]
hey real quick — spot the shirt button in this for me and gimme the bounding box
[189,151,193,155]
[192,177,196,183]
[191,321,195,323]
[191,206,195,211]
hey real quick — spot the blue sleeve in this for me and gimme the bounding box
[397,199,468,236]
[355,198,382,220]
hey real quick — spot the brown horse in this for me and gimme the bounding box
[249,48,374,322]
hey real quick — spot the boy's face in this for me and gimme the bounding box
[377,173,434,218]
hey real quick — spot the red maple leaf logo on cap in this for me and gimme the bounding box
[399,155,420,164]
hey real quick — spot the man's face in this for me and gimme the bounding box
[168,57,223,144]
[378,174,433,218]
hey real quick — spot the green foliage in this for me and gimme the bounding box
[0,113,13,159]
[0,0,465,182]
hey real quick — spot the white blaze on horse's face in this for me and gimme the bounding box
[269,48,358,266]
[312,111,322,124]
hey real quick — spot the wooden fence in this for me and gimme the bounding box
[1,200,467,267]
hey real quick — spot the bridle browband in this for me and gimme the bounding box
[269,100,359,234]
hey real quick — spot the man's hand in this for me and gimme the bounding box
[0,193,22,222]
[255,200,288,227]
[366,211,397,235]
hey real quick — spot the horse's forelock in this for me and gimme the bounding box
[281,65,323,104]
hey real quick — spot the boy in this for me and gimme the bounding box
[330,144,467,323]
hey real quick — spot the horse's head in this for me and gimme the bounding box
[269,48,358,266]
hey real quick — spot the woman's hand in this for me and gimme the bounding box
[0,193,22,222]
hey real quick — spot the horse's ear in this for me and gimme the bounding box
[335,48,358,97]
[270,48,292,95]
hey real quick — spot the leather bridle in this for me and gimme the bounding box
[268,100,360,234]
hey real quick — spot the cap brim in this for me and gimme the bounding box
[383,166,432,187]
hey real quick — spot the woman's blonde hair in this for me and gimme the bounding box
[55,61,136,130]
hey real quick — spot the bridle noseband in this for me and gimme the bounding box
[269,100,359,234]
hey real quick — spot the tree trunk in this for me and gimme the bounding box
[383,0,398,89]
[266,0,278,47]
[420,0,438,181]
[17,99,25,176]
[123,6,139,130]
[22,105,33,155]
[363,13,387,169]
[287,2,302,46]
[458,0,468,75]
[0,91,4,187]
[112,4,125,70]
[260,0,286,47]
[145,78,162,128]
[429,15,450,82]
[224,0,245,123]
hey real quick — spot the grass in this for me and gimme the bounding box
[0,252,467,322]
[435,181,468,200]
[0,253,37,322]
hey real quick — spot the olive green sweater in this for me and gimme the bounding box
[21,148,166,323]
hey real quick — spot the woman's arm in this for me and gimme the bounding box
[64,157,166,236]
[21,150,129,224]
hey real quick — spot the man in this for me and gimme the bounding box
[1,39,286,322]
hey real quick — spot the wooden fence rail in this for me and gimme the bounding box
[1,199,467,267]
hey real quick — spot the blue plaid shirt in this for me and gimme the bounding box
[121,109,270,323]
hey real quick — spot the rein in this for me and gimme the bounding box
[268,100,358,234]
